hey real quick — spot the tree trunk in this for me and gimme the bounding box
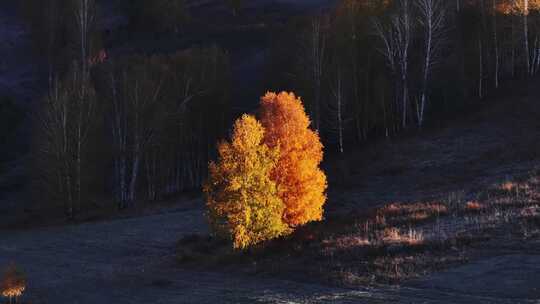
[479,37,483,99]
[492,0,499,88]
[336,74,344,153]
[128,153,140,204]
[524,0,531,75]
[402,74,408,128]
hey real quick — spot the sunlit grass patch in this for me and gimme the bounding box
[377,202,448,226]
[464,200,484,212]
[381,227,425,246]
[379,202,448,216]
[520,205,540,218]
[177,169,540,288]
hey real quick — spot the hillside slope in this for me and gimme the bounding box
[327,79,540,216]
[1,80,540,302]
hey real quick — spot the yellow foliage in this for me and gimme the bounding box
[259,92,328,227]
[204,114,290,249]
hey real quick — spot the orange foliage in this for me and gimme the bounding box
[465,200,484,211]
[1,264,26,301]
[259,92,328,227]
[496,0,540,15]
[499,181,526,192]
[205,92,328,248]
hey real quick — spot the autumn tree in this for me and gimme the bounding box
[204,114,289,249]
[0,264,26,304]
[259,92,327,227]
[374,0,412,129]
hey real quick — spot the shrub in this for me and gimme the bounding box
[259,92,328,227]
[204,115,290,249]
[1,263,26,303]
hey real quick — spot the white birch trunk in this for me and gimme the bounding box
[524,0,531,75]
[492,0,499,88]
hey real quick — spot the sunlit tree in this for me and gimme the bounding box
[204,114,289,249]
[259,92,327,227]
[1,264,26,304]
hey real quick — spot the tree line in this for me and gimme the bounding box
[21,0,231,218]
[265,0,540,153]
[18,0,540,218]
[34,49,230,218]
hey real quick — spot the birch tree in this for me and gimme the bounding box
[374,0,411,129]
[501,0,540,74]
[325,65,347,153]
[97,48,230,207]
[156,48,230,197]
[73,0,97,213]
[36,80,74,217]
[104,58,165,208]
[297,16,327,131]
[395,0,412,128]
[523,0,531,74]
[492,0,501,87]
[415,0,447,127]
[31,0,99,218]
[35,68,97,219]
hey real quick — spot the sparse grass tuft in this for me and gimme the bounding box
[464,200,484,212]
[381,227,425,246]
[331,235,371,249]
[520,205,540,218]
[380,202,448,216]
[500,181,520,192]
[378,202,448,226]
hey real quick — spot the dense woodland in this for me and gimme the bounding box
[9,0,540,219]
[266,0,540,149]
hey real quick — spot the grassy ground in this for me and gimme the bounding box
[2,78,540,303]
[176,78,540,288]
[177,171,540,286]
